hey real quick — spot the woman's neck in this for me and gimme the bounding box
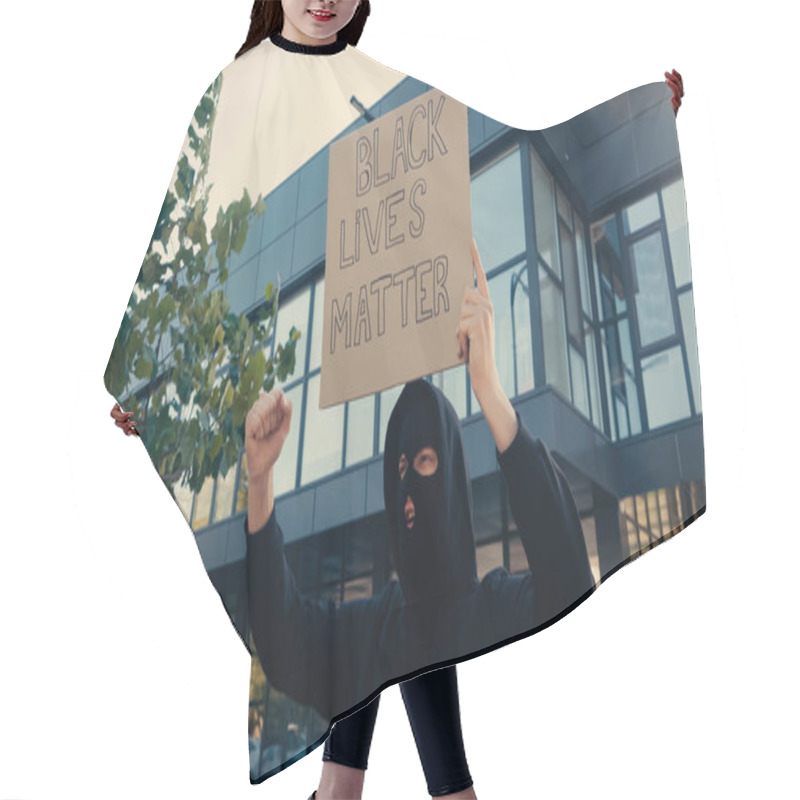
[280,19,337,47]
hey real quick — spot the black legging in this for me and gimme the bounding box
[323,665,473,797]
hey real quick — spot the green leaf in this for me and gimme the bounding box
[133,356,153,380]
[194,95,215,128]
[177,370,192,404]
[139,253,160,286]
[157,294,176,326]
[219,380,234,415]
[232,219,248,253]
[213,323,225,349]
[231,392,250,428]
[208,432,222,461]
[175,154,195,201]
[153,191,177,246]
[241,348,267,401]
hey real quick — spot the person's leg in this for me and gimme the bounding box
[314,694,381,800]
[400,665,476,799]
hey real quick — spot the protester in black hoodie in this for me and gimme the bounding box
[244,238,596,726]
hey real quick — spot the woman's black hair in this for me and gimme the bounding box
[236,1,371,59]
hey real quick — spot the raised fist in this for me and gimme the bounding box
[244,388,293,484]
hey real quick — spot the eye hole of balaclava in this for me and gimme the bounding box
[395,397,443,537]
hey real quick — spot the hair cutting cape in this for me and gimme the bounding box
[103,31,705,784]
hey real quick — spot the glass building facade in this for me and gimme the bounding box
[126,77,704,775]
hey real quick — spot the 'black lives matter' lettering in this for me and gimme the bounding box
[354,94,447,198]
[329,255,450,354]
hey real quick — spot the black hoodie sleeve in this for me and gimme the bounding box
[245,507,386,721]
[495,408,596,624]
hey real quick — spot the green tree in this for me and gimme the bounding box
[104,72,301,501]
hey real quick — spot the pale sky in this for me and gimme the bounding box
[202,37,407,230]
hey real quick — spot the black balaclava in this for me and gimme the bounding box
[384,380,478,608]
[395,397,443,545]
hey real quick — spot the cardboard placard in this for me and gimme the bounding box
[320,88,472,408]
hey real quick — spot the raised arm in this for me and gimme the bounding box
[246,505,394,721]
[459,238,594,625]
[244,388,384,721]
[494,410,595,624]
[245,505,337,717]
[245,388,337,714]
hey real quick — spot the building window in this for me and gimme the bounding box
[378,383,403,455]
[592,214,627,321]
[308,274,325,372]
[476,261,536,402]
[661,178,692,289]
[471,146,526,271]
[561,215,583,344]
[529,149,603,425]
[678,290,702,414]
[575,222,592,317]
[622,191,660,235]
[302,372,345,484]
[538,265,570,401]
[273,284,310,389]
[585,323,602,429]
[512,266,535,395]
[628,230,677,348]
[467,273,534,415]
[640,346,691,428]
[569,343,590,419]
[598,318,641,440]
[430,363,468,420]
[618,320,642,436]
[588,179,701,436]
[345,393,375,467]
[530,148,559,277]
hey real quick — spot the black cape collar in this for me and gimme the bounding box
[269,31,348,55]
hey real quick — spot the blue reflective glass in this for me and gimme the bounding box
[641,346,691,429]
[629,231,676,348]
[471,148,525,270]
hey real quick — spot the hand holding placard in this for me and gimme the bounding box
[456,238,499,402]
[456,237,519,455]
